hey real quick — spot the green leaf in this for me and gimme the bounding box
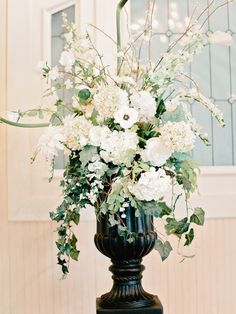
[70,249,80,261]
[155,239,172,261]
[184,228,194,246]
[165,217,190,237]
[155,99,166,118]
[79,145,97,166]
[161,105,186,123]
[190,207,205,226]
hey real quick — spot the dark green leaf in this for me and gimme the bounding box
[165,217,190,237]
[190,207,205,226]
[184,228,194,246]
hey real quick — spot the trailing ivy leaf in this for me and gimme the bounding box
[165,217,190,237]
[118,225,127,237]
[155,239,172,261]
[190,207,205,226]
[79,146,98,166]
[70,249,80,261]
[184,228,194,246]
[157,202,172,218]
[78,88,91,103]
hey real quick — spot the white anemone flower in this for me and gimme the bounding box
[114,106,139,129]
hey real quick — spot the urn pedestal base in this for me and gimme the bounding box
[96,296,163,314]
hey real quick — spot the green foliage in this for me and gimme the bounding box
[161,105,186,123]
[165,217,190,238]
[175,159,199,198]
[155,239,173,261]
[184,228,194,246]
[79,146,98,166]
[190,207,205,226]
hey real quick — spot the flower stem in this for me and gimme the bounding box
[0,117,49,128]
[116,0,128,73]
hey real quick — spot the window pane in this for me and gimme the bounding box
[130,0,236,166]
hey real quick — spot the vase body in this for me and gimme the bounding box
[94,206,163,312]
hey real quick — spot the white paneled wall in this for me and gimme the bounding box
[0,219,236,314]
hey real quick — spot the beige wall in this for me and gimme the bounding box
[1,1,236,313]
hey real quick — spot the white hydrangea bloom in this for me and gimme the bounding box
[100,130,138,165]
[37,126,64,161]
[62,115,92,150]
[159,121,196,152]
[59,50,76,71]
[141,137,172,166]
[130,91,156,122]
[89,125,110,147]
[128,168,172,201]
[93,86,129,121]
[114,106,139,129]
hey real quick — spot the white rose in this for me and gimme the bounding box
[89,126,110,147]
[209,31,233,47]
[141,138,172,167]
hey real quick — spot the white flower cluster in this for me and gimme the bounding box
[37,126,64,161]
[100,130,138,165]
[159,121,196,152]
[179,88,225,127]
[129,168,172,202]
[62,115,92,150]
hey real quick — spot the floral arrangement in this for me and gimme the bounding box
[0,0,233,275]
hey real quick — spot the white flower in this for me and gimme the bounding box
[64,79,73,90]
[93,86,129,121]
[141,138,172,166]
[209,31,233,47]
[37,126,64,161]
[114,106,139,129]
[159,121,196,152]
[130,91,156,122]
[62,115,92,150]
[64,31,73,44]
[48,66,60,81]
[59,51,75,71]
[7,111,20,122]
[89,125,110,147]
[100,130,138,165]
[165,96,181,112]
[128,168,172,201]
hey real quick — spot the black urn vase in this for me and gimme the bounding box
[94,207,163,314]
